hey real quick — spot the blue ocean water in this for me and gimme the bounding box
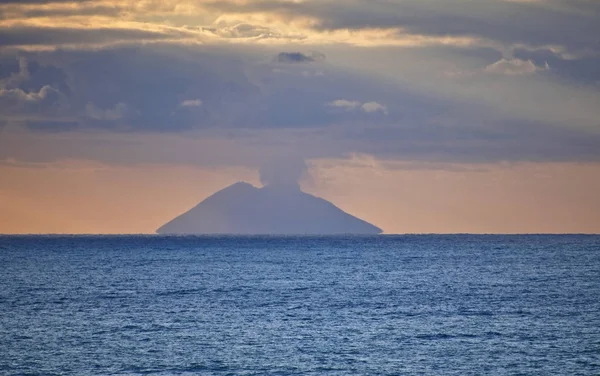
[0,235,599,375]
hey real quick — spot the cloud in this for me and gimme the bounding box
[361,101,388,114]
[180,99,202,107]
[484,58,548,75]
[511,47,600,86]
[208,23,282,39]
[0,85,57,102]
[1,57,29,89]
[4,118,600,172]
[0,42,599,167]
[0,0,597,65]
[0,55,73,121]
[301,70,324,77]
[327,99,361,110]
[0,25,175,48]
[85,102,130,121]
[275,52,314,63]
[0,0,78,3]
[1,46,266,130]
[0,85,68,117]
[195,0,600,63]
[327,99,388,114]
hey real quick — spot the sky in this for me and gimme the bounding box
[1,0,599,234]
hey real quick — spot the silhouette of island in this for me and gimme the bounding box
[156,182,382,234]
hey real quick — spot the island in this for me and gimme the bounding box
[156,182,382,234]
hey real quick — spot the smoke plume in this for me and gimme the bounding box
[259,157,307,190]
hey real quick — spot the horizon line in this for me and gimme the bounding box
[1,233,599,236]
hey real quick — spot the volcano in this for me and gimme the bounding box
[156,182,382,235]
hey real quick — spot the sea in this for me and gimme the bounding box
[0,235,599,375]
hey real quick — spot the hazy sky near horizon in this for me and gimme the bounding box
[1,0,599,233]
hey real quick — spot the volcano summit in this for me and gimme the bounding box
[156,182,382,235]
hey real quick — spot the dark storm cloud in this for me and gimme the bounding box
[0,0,81,3]
[4,46,362,130]
[2,43,599,165]
[0,46,266,130]
[275,52,325,63]
[0,1,124,22]
[0,56,71,94]
[0,26,174,47]
[512,48,600,86]
[276,52,314,63]
[348,118,600,164]
[20,5,123,18]
[205,0,600,55]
